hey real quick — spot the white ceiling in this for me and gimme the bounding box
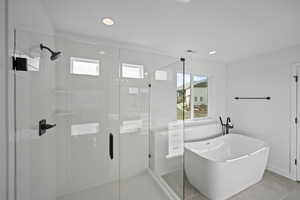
[41,0,300,63]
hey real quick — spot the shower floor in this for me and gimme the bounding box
[57,171,169,200]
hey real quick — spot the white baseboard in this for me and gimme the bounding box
[267,165,294,180]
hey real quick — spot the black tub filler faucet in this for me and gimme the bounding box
[219,116,234,135]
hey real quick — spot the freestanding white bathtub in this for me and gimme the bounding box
[185,134,269,200]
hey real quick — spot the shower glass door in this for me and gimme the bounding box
[118,49,182,200]
[149,60,186,200]
[13,29,120,200]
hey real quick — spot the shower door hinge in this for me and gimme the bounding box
[295,117,298,124]
[295,159,298,165]
[148,154,152,159]
[148,84,151,88]
[294,75,298,83]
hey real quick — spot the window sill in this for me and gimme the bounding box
[183,118,217,126]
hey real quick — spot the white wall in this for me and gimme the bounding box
[227,45,300,179]
[13,0,54,35]
[1,0,8,199]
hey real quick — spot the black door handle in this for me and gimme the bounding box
[109,133,114,160]
[39,119,56,136]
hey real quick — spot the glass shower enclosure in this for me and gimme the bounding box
[11,27,186,200]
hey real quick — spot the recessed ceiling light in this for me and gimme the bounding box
[102,17,114,26]
[98,51,105,55]
[209,50,217,55]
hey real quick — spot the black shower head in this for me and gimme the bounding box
[50,51,62,61]
[40,43,62,61]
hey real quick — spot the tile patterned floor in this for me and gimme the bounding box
[163,170,300,200]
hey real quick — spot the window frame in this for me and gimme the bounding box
[191,74,209,120]
[177,73,209,120]
[121,63,144,79]
[70,57,100,76]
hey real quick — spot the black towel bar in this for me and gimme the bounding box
[234,97,271,100]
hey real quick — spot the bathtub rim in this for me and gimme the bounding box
[184,133,270,164]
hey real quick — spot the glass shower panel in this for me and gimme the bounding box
[149,60,185,199]
[54,37,120,200]
[14,29,57,200]
[13,30,120,200]
[118,49,180,200]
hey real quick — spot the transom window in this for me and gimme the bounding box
[70,57,100,76]
[121,63,144,79]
